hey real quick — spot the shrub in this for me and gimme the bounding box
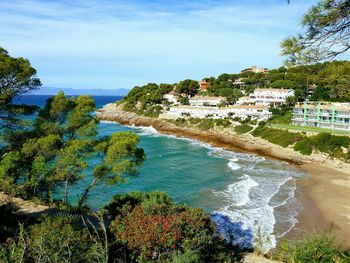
[258,121,266,127]
[250,119,258,125]
[171,249,200,263]
[294,138,313,155]
[215,118,231,128]
[104,191,174,219]
[286,233,346,263]
[110,204,216,262]
[188,117,202,125]
[235,124,253,135]
[239,117,251,124]
[311,133,350,155]
[198,119,215,131]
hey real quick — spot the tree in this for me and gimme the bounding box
[0,92,145,206]
[281,0,350,64]
[176,80,199,97]
[271,80,299,90]
[0,47,41,153]
[77,131,145,209]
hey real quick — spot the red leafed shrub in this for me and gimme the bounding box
[110,204,215,261]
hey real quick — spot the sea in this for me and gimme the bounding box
[14,95,307,251]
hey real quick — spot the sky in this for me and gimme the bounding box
[0,0,320,92]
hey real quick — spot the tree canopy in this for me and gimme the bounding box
[281,0,350,64]
[0,47,41,131]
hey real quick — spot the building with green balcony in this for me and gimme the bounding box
[292,102,350,131]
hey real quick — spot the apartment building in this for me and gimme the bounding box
[237,88,294,106]
[163,92,179,104]
[165,105,271,120]
[189,96,225,107]
[292,102,350,130]
[241,66,269,74]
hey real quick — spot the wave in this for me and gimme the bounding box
[107,121,306,251]
[212,174,259,207]
[227,158,241,171]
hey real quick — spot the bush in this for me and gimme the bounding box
[215,118,231,128]
[171,249,200,263]
[188,117,202,125]
[250,119,258,125]
[198,119,215,131]
[258,121,266,127]
[311,133,350,155]
[104,191,174,219]
[235,124,253,135]
[294,138,313,155]
[110,204,217,262]
[286,233,347,263]
[0,216,100,263]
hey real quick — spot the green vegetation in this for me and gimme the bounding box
[168,117,233,131]
[0,192,240,263]
[281,0,350,64]
[252,126,304,147]
[271,123,350,135]
[274,233,350,263]
[293,133,350,159]
[235,124,253,135]
[121,59,350,115]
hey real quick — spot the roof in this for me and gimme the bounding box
[254,88,293,93]
[190,96,225,100]
[295,102,350,111]
[224,105,269,110]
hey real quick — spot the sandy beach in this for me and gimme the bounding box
[294,164,350,247]
[97,103,350,248]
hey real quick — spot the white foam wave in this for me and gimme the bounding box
[213,174,259,207]
[100,120,117,124]
[129,126,160,136]
[227,158,241,171]
[217,204,277,253]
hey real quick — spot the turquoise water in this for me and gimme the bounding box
[67,122,306,250]
[18,95,307,251]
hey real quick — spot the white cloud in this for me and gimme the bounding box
[0,0,318,90]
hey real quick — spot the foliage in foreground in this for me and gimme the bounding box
[0,192,242,263]
[274,233,350,263]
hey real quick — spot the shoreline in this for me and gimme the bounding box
[97,103,350,248]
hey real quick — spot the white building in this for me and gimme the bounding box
[163,92,179,104]
[220,105,272,121]
[237,88,294,106]
[167,106,219,119]
[166,105,271,121]
[189,96,225,107]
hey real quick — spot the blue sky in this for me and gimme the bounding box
[0,0,319,91]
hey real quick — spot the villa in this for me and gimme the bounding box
[189,96,225,107]
[292,102,350,131]
[198,80,209,91]
[241,66,269,74]
[237,88,295,106]
[165,105,271,120]
[163,92,179,104]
